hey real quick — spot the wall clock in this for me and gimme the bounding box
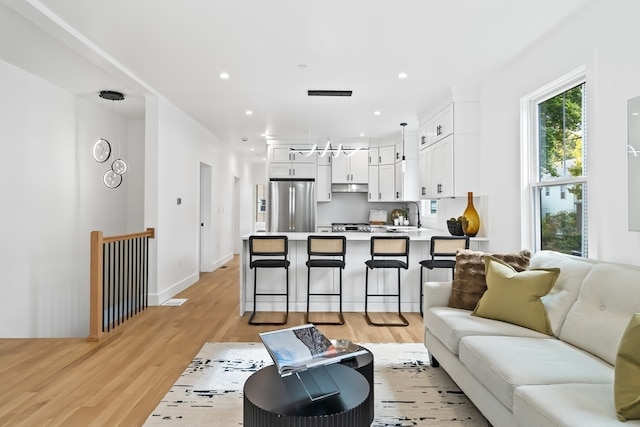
[93,138,111,163]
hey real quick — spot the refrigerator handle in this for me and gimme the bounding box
[289,185,295,231]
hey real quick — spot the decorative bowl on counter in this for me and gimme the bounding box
[447,218,465,236]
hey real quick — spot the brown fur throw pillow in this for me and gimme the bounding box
[448,249,532,310]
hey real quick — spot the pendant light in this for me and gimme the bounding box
[96,90,127,189]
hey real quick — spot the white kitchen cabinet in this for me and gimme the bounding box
[393,160,418,201]
[378,163,395,201]
[418,96,480,198]
[379,145,395,165]
[268,162,316,179]
[268,144,317,179]
[392,131,419,201]
[424,103,454,146]
[422,135,454,198]
[368,165,379,201]
[331,150,368,183]
[434,135,454,197]
[395,160,403,200]
[419,146,428,198]
[368,147,379,166]
[271,146,316,163]
[317,165,332,202]
[317,153,332,166]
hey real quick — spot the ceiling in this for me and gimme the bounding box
[1,0,590,161]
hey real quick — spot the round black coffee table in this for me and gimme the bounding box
[339,345,373,389]
[243,363,372,427]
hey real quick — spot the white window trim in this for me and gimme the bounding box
[520,66,587,252]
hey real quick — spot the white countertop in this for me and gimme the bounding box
[242,229,488,242]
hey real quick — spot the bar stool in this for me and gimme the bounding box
[305,235,347,325]
[418,236,469,316]
[248,235,290,325]
[364,235,410,327]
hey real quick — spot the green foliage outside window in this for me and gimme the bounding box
[537,83,586,256]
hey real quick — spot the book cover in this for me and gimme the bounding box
[259,324,367,376]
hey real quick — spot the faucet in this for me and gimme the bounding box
[406,201,421,228]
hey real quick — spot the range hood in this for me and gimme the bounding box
[331,183,368,193]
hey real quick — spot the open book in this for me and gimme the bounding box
[259,324,367,376]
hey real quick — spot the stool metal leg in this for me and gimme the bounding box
[419,265,424,317]
[248,266,289,326]
[306,266,345,325]
[364,266,409,327]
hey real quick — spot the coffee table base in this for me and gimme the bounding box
[243,363,372,427]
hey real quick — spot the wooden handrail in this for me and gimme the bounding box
[102,228,155,244]
[88,228,155,342]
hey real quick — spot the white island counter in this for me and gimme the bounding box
[239,230,488,316]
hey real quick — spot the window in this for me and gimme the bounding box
[521,68,588,257]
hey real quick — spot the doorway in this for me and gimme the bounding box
[233,175,241,254]
[199,163,212,272]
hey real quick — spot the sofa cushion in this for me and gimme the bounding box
[530,250,596,336]
[559,262,640,365]
[448,249,531,310]
[615,313,640,421]
[424,306,548,355]
[471,257,559,335]
[459,335,614,410]
[514,384,640,427]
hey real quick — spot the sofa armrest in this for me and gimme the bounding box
[423,281,452,309]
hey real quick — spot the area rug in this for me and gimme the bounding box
[144,342,487,426]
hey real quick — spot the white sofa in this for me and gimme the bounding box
[423,250,640,427]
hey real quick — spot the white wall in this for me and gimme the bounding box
[0,62,253,336]
[0,60,138,337]
[478,0,640,265]
[147,97,242,304]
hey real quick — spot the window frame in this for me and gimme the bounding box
[520,66,588,255]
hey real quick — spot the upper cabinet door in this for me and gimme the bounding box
[331,150,368,183]
[433,103,454,143]
[349,150,369,183]
[331,155,350,183]
[368,147,379,166]
[379,145,395,165]
[271,146,293,162]
[368,165,379,201]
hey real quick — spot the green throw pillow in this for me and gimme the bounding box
[615,313,640,421]
[471,256,559,335]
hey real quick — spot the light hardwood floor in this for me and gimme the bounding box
[0,255,425,426]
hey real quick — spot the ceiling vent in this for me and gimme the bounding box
[308,90,353,97]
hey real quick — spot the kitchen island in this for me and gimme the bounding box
[239,230,488,316]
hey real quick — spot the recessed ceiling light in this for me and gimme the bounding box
[360,133,365,137]
[374,111,381,116]
[245,110,253,115]
[398,72,408,79]
[220,72,230,79]
[250,148,255,151]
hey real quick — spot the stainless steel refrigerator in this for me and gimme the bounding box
[268,179,316,232]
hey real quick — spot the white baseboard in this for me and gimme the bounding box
[149,272,199,306]
[149,253,234,306]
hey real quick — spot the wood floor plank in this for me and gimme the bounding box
[0,255,425,426]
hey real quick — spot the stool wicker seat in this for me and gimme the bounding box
[364,236,410,327]
[248,235,290,325]
[305,235,346,325]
